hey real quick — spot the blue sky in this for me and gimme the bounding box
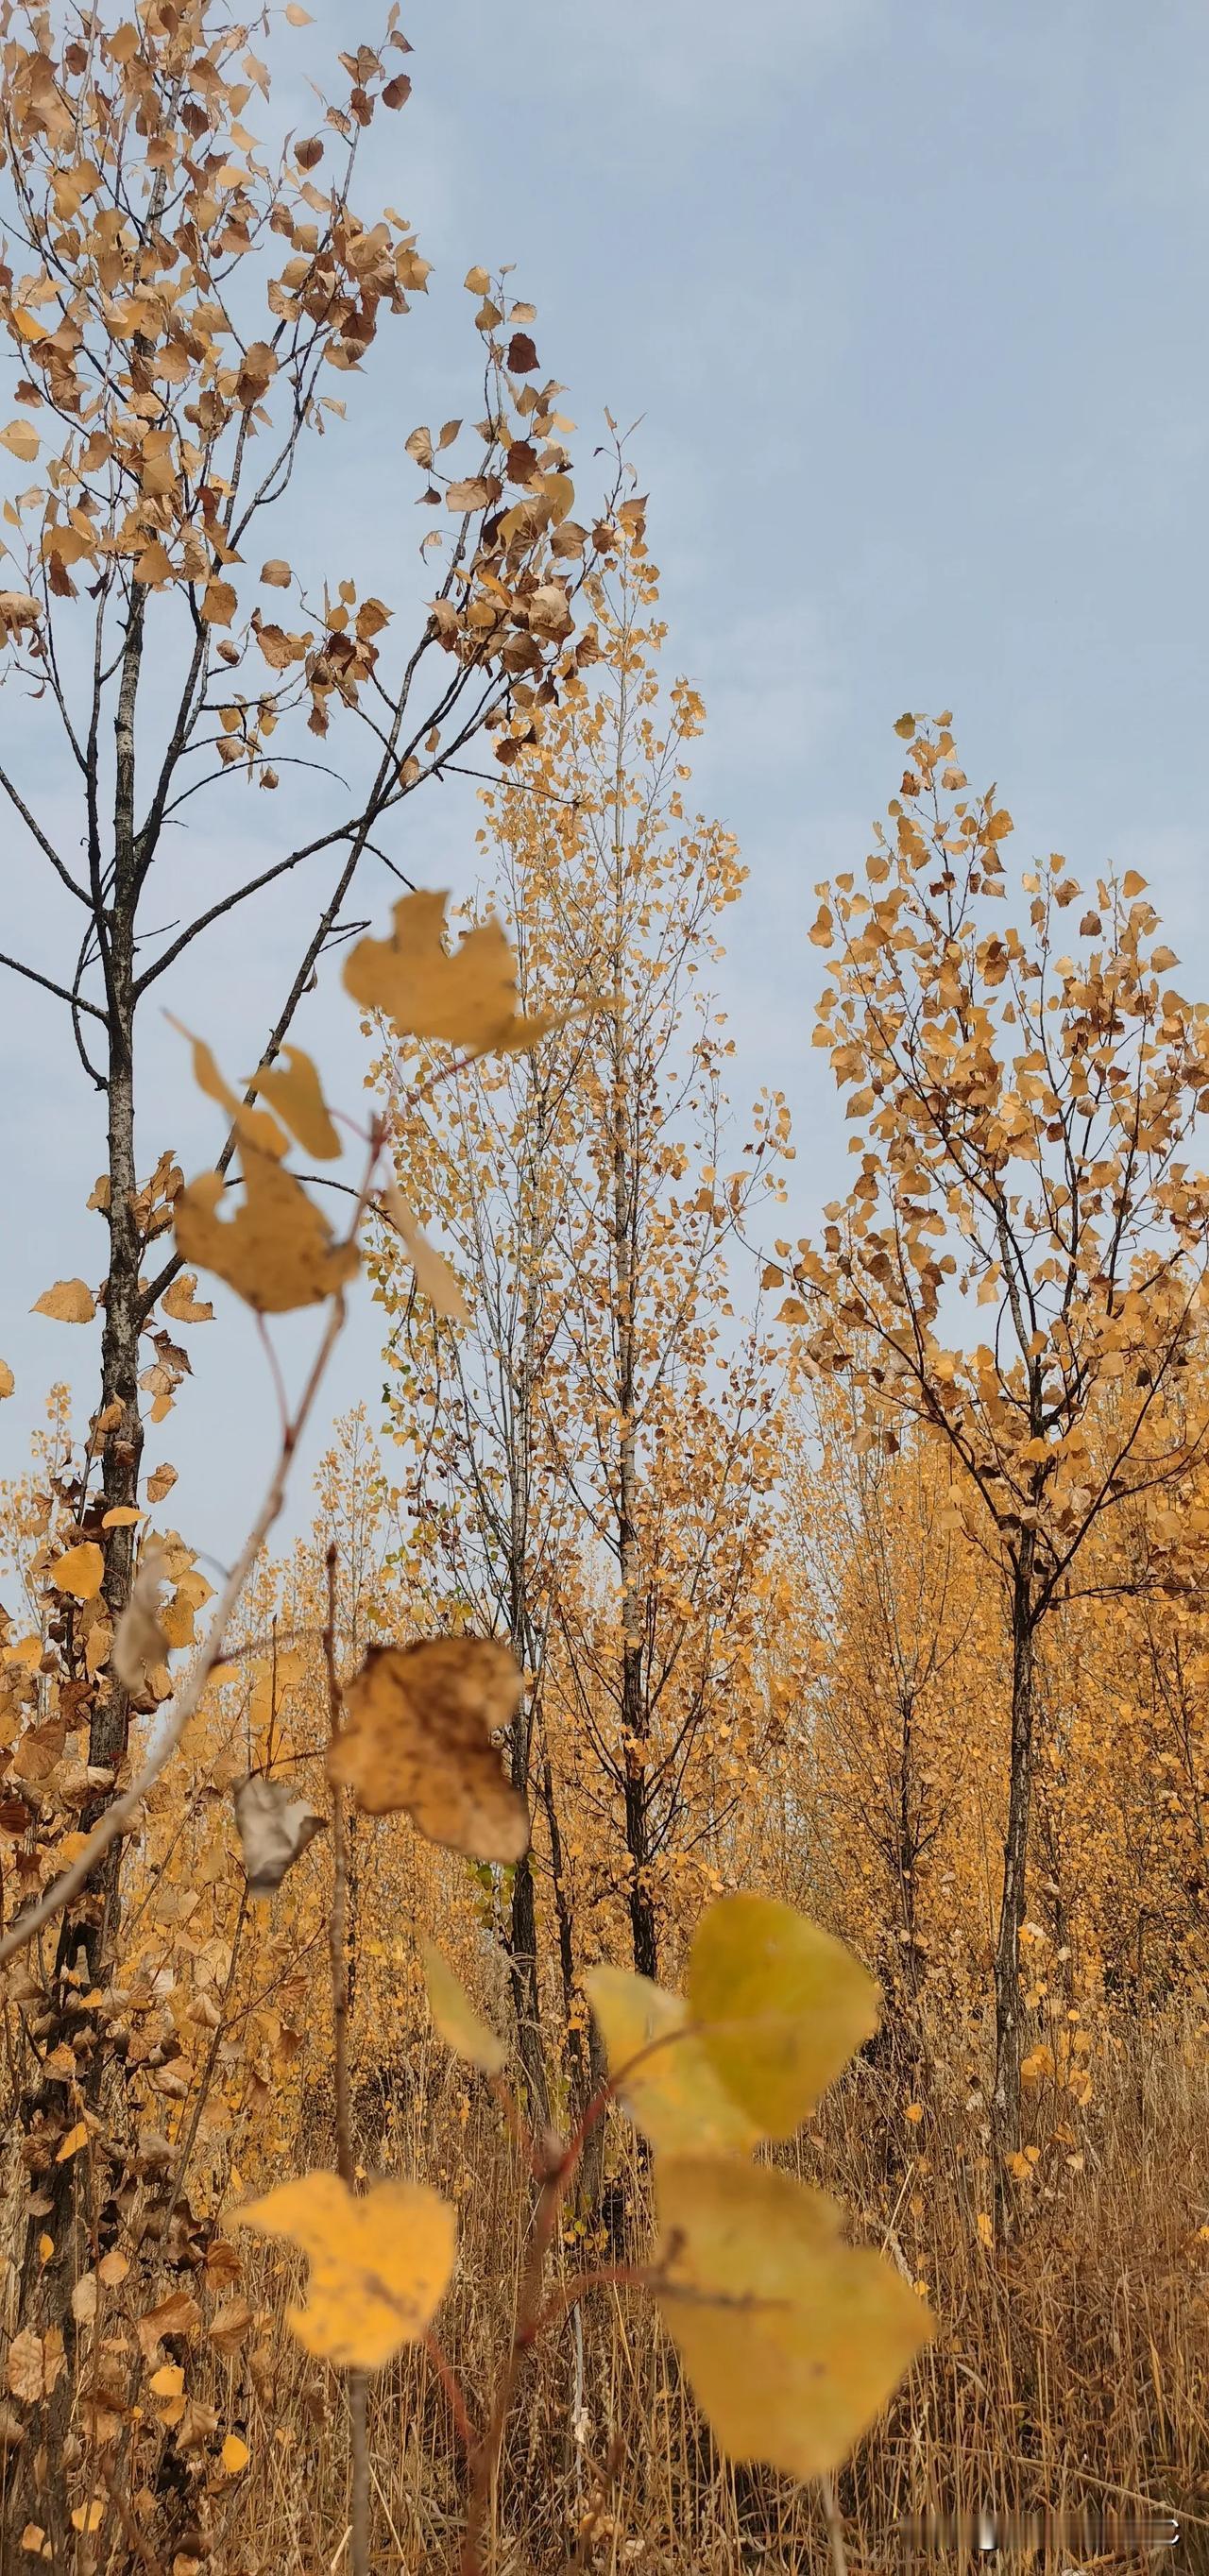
[3,0,1208,1558]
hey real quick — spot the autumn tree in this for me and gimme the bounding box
[0,0,612,2537]
[788,715,1209,2147]
[778,1390,981,2023]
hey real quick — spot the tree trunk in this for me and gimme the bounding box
[993,1547,1038,2154]
[8,629,148,2562]
[507,1832,551,2130]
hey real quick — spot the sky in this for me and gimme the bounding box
[3,0,1208,1561]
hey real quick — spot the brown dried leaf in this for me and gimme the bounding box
[6,2328,65,2402]
[136,2290,201,2363]
[328,1640,528,1860]
[208,2295,255,2357]
[31,1279,95,1324]
[232,1775,327,1894]
[162,1273,214,1325]
[111,1543,169,1694]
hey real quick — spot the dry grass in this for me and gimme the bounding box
[154,2005,1209,2573]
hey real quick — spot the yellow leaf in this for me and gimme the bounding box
[171,1018,289,1160]
[344,890,537,1055]
[162,1271,214,1325]
[49,1544,105,1603]
[0,421,39,464]
[175,1152,358,1314]
[56,2122,90,2163]
[976,2210,994,2249]
[1122,869,1148,898]
[12,309,48,343]
[235,2171,455,2369]
[221,2432,250,2474]
[585,1966,758,2158]
[656,2158,931,2480]
[70,2503,104,2535]
[31,1278,95,1323]
[148,2363,183,2398]
[250,1046,341,1161]
[464,265,490,294]
[380,1186,468,1322]
[101,1506,143,1527]
[421,1939,506,2075]
[0,1361,12,1399]
[328,1639,528,1861]
[689,1895,878,2140]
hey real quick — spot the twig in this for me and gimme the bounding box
[0,1134,383,1972]
[324,1539,370,2576]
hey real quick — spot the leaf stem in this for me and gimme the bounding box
[324,1538,371,2576]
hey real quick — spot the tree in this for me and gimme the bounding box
[0,0,604,2532]
[790,713,1209,2149]
[780,1390,980,2025]
[377,520,791,2000]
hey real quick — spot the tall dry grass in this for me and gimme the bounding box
[145,2003,1209,2574]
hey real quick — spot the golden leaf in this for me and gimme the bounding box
[586,1966,758,2158]
[221,2432,250,2474]
[55,2121,90,2161]
[689,1894,878,2139]
[31,1279,95,1323]
[175,1152,359,1314]
[344,890,529,1052]
[0,1361,12,1399]
[328,1640,528,1860]
[656,2158,931,2480]
[235,2171,455,2369]
[49,1544,104,1603]
[171,1020,289,1161]
[250,1046,341,1161]
[380,1186,468,1322]
[421,1939,506,2075]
